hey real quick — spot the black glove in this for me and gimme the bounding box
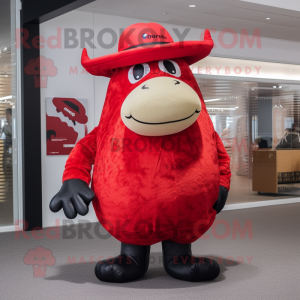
[49,179,95,219]
[213,185,228,214]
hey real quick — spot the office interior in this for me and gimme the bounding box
[197,76,300,203]
[1,1,300,300]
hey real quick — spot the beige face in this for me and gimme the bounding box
[121,76,201,136]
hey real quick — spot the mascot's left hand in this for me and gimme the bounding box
[213,186,228,214]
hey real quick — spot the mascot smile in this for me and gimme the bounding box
[50,22,231,283]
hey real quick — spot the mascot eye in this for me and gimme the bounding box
[128,63,150,84]
[159,60,181,77]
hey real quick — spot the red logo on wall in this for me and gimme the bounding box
[53,97,88,125]
[24,56,58,88]
[46,97,88,155]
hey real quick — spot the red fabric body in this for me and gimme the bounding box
[63,58,231,245]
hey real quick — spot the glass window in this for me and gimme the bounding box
[196,77,300,203]
[0,0,19,227]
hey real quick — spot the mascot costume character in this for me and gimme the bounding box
[50,22,231,283]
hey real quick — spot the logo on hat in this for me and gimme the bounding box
[64,107,75,117]
[142,33,167,40]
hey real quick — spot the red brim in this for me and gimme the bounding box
[82,29,214,78]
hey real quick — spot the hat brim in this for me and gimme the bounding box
[82,29,214,77]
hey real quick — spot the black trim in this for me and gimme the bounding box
[21,22,42,231]
[63,100,80,113]
[22,0,96,24]
[21,0,96,231]
[124,42,170,51]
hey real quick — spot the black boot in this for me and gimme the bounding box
[162,240,220,282]
[95,243,150,283]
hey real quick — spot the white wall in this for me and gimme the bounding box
[40,9,300,228]
[40,10,96,228]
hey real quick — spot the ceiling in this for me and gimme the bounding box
[1,0,300,100]
[240,0,300,12]
[78,0,300,42]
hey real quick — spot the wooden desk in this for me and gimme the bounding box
[252,150,300,193]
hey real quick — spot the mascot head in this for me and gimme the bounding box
[81,22,214,137]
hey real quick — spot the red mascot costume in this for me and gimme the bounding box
[50,22,231,283]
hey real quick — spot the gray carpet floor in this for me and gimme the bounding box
[1,203,300,300]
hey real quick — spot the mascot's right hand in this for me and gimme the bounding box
[49,179,95,219]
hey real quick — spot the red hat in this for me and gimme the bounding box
[53,97,88,125]
[81,22,214,78]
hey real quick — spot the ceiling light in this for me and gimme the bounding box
[204,98,221,102]
[0,95,12,101]
[189,5,196,8]
[205,107,236,110]
[3,47,7,51]
[279,86,283,88]
[252,87,279,90]
[266,17,270,20]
